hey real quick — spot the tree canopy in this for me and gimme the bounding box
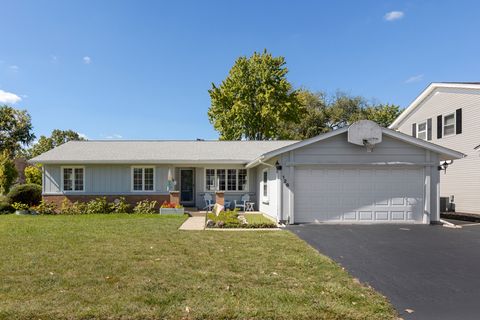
[278,90,401,140]
[26,129,86,159]
[0,105,35,156]
[208,50,303,140]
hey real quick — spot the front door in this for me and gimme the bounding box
[180,169,195,206]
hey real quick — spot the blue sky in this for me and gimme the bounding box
[1,0,479,140]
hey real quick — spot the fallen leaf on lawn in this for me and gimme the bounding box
[185,306,190,313]
[272,272,278,276]
[405,309,414,314]
[154,258,161,261]
[49,272,54,275]
[352,302,357,305]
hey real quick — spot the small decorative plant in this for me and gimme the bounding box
[12,202,30,211]
[133,200,158,214]
[160,201,183,209]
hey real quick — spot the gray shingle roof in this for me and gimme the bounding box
[30,140,298,164]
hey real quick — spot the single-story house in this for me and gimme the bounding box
[31,120,464,224]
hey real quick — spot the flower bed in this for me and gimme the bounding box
[206,210,277,229]
[159,201,184,215]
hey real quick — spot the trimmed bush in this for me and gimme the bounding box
[25,165,42,185]
[7,184,42,206]
[85,197,111,214]
[133,200,157,214]
[33,200,57,215]
[110,197,131,213]
[60,199,86,215]
[0,201,14,214]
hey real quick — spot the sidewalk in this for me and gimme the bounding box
[179,216,205,230]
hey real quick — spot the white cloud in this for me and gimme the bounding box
[0,89,22,104]
[83,56,91,64]
[405,74,424,83]
[9,65,19,72]
[103,134,123,139]
[384,11,404,21]
[78,133,89,140]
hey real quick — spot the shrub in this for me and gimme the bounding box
[0,201,14,214]
[33,199,57,215]
[12,202,30,211]
[7,184,42,206]
[133,200,157,214]
[85,197,111,214]
[25,164,42,185]
[60,199,86,215]
[110,197,131,213]
[160,201,183,209]
[207,209,242,228]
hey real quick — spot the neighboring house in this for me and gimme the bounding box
[389,82,480,215]
[30,120,463,224]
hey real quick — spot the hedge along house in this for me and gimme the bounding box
[30,121,464,224]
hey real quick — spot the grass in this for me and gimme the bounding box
[244,213,277,225]
[0,214,396,319]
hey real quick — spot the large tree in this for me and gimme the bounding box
[208,50,303,140]
[26,129,86,159]
[0,105,35,156]
[279,91,401,140]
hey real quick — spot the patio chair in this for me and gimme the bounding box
[234,194,250,212]
[203,193,214,212]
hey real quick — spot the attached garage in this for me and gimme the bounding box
[295,167,424,223]
[249,120,465,225]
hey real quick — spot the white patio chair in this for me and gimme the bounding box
[234,194,250,212]
[203,193,214,212]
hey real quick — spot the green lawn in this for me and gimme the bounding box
[0,214,395,319]
[244,213,277,225]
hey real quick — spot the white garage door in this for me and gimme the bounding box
[295,167,424,223]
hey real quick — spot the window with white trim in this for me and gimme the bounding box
[204,169,248,191]
[417,121,427,140]
[262,169,268,199]
[132,167,155,191]
[443,113,455,136]
[63,167,84,191]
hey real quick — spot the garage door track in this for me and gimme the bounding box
[288,223,480,320]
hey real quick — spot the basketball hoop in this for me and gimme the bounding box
[363,138,379,152]
[348,120,382,152]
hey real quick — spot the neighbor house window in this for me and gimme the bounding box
[263,170,268,199]
[205,169,248,191]
[443,113,456,136]
[417,121,427,140]
[63,167,84,191]
[132,167,155,191]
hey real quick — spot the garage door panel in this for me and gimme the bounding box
[295,167,424,223]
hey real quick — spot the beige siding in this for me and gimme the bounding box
[396,87,480,214]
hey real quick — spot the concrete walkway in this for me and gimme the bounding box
[179,217,205,230]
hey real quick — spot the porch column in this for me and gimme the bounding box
[170,191,180,205]
[215,191,224,206]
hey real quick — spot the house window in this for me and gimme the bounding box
[417,121,427,140]
[205,169,215,191]
[132,167,155,191]
[227,169,237,191]
[205,169,248,191]
[443,113,456,136]
[217,169,226,191]
[263,170,268,198]
[63,167,84,191]
[238,169,247,191]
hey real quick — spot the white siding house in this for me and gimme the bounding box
[390,83,480,215]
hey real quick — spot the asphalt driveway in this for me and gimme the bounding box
[288,223,480,320]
